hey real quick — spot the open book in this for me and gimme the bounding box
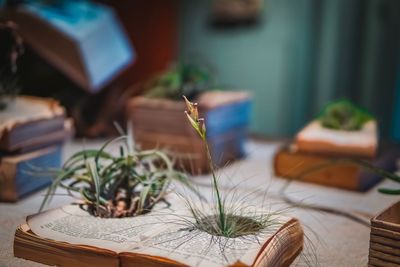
[14,204,303,267]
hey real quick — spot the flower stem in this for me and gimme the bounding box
[202,137,225,233]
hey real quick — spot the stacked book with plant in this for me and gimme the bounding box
[0,21,72,202]
[127,63,252,174]
[274,99,400,191]
[13,97,304,267]
[270,98,400,266]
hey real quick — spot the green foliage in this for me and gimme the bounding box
[144,63,214,100]
[183,96,277,237]
[39,132,197,218]
[318,99,374,131]
[182,199,284,238]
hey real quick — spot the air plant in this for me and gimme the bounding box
[144,63,214,100]
[182,96,281,237]
[39,128,198,218]
[318,99,374,131]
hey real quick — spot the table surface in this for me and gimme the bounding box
[1,139,399,267]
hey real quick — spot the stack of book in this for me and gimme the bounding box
[0,96,72,202]
[274,118,398,191]
[368,201,400,266]
[127,91,252,174]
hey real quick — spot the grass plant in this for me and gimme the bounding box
[183,96,284,238]
[144,63,214,100]
[38,127,197,218]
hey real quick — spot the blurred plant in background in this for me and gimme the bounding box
[144,63,215,100]
[318,99,374,131]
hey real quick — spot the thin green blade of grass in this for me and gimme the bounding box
[87,162,101,215]
[63,150,113,169]
[137,184,151,215]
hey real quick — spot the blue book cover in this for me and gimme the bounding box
[209,128,248,166]
[15,1,135,92]
[205,100,252,138]
[0,146,62,201]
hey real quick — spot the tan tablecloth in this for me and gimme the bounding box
[0,140,399,267]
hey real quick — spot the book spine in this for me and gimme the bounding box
[9,117,65,147]
[14,147,62,200]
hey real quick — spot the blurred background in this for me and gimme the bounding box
[1,0,400,140]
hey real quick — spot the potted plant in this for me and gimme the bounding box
[175,96,305,266]
[39,128,197,218]
[127,63,252,174]
[273,99,400,192]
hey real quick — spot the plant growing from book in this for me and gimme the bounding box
[182,96,284,238]
[143,62,215,100]
[39,127,198,218]
[299,99,400,194]
[178,97,319,266]
[318,99,374,131]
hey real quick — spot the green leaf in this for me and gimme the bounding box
[378,188,400,195]
[87,162,101,214]
[39,166,79,212]
[137,185,151,214]
[63,150,112,169]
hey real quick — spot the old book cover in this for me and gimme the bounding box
[4,2,134,92]
[0,96,67,152]
[273,146,398,191]
[127,91,251,137]
[14,204,303,267]
[0,146,62,202]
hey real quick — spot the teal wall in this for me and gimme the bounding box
[179,0,317,137]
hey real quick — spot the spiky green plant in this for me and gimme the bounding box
[183,96,278,237]
[39,129,197,218]
[318,99,374,131]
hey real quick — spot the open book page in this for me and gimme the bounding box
[130,216,291,267]
[28,204,175,253]
[28,203,295,267]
